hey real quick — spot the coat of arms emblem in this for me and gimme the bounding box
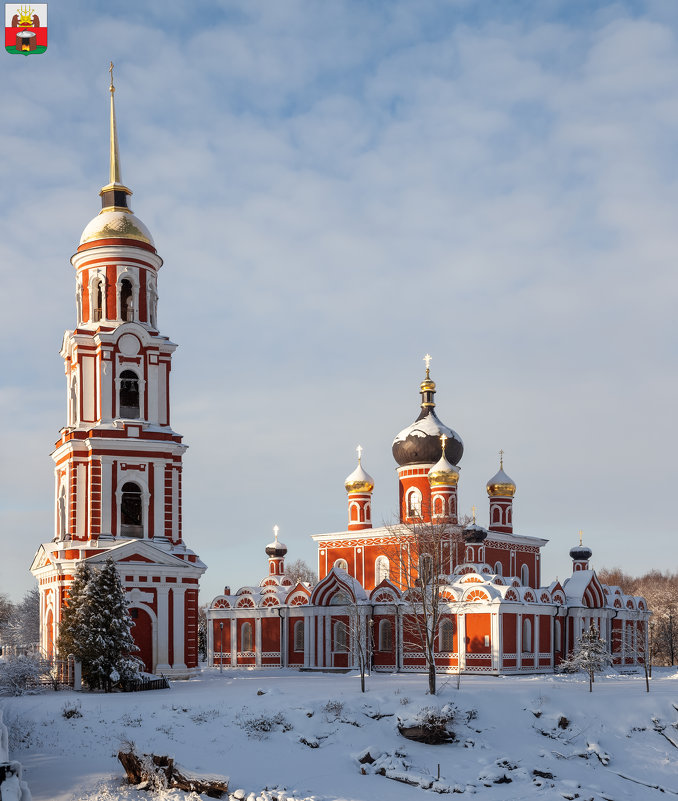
[5,4,47,55]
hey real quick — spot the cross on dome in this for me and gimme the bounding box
[109,61,115,93]
[440,433,447,451]
[471,504,477,523]
[423,353,432,373]
[273,525,279,543]
[356,444,363,462]
[578,529,583,546]
[499,449,504,468]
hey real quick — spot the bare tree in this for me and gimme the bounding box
[560,625,613,692]
[384,515,463,696]
[285,559,317,587]
[345,597,371,693]
[632,572,678,667]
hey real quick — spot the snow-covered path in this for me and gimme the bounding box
[2,668,677,800]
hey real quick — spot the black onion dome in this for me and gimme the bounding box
[266,542,287,558]
[569,545,592,562]
[463,523,488,544]
[392,369,463,467]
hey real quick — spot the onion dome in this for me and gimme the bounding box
[486,453,516,497]
[79,64,155,250]
[265,525,287,558]
[569,531,591,562]
[428,440,460,487]
[392,359,463,467]
[463,523,488,544]
[345,447,374,493]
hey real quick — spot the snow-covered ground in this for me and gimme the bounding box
[2,668,677,801]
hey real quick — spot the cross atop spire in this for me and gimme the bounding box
[578,529,583,546]
[273,524,279,543]
[423,353,432,376]
[499,449,504,469]
[440,433,447,453]
[471,504,477,523]
[356,444,363,463]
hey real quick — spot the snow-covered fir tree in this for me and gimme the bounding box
[560,625,613,692]
[81,558,143,691]
[57,560,94,660]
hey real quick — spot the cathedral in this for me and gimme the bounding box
[207,363,650,674]
[30,70,205,677]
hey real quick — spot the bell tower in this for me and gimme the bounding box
[31,66,206,677]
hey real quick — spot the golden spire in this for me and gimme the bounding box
[109,62,122,186]
[579,529,583,546]
[471,504,477,523]
[99,62,133,210]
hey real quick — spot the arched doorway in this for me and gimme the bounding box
[46,608,54,658]
[130,607,153,673]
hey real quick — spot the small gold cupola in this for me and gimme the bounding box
[345,445,375,494]
[428,434,460,487]
[486,451,516,498]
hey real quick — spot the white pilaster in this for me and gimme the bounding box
[172,587,186,671]
[156,586,170,671]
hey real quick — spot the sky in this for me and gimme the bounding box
[1,0,677,605]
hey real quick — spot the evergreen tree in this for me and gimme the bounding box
[560,625,613,692]
[57,561,94,659]
[81,557,142,691]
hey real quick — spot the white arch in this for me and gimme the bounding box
[406,488,422,518]
[375,555,390,585]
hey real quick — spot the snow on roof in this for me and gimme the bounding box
[393,412,460,444]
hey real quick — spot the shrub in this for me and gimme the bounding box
[0,654,49,696]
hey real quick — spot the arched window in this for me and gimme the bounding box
[120,482,143,538]
[434,496,444,517]
[365,502,371,521]
[334,558,348,571]
[333,620,348,652]
[294,620,304,652]
[521,564,530,587]
[492,506,501,523]
[375,555,390,585]
[407,488,422,518]
[330,591,349,606]
[554,619,562,652]
[119,370,140,419]
[418,553,433,586]
[440,619,454,652]
[93,279,104,322]
[349,503,358,521]
[494,561,503,577]
[522,618,532,653]
[378,620,393,651]
[70,375,78,426]
[120,279,134,321]
[241,622,253,652]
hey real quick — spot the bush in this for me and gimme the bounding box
[0,654,49,696]
[237,711,292,739]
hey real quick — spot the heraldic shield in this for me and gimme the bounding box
[5,3,47,55]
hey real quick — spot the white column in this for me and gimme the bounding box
[457,613,466,672]
[172,587,186,671]
[491,613,500,671]
[306,612,314,668]
[147,361,159,424]
[156,587,170,671]
[207,613,213,667]
[325,614,332,668]
[255,617,262,667]
[516,613,522,669]
[230,618,237,666]
[534,615,540,667]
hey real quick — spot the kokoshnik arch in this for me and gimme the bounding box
[30,66,206,677]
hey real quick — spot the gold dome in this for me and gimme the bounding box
[428,452,459,487]
[345,453,374,494]
[486,456,516,498]
[79,210,155,247]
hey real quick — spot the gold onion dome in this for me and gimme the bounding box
[486,455,516,498]
[428,436,460,487]
[79,63,155,250]
[345,448,374,493]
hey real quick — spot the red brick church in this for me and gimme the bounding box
[207,361,650,674]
